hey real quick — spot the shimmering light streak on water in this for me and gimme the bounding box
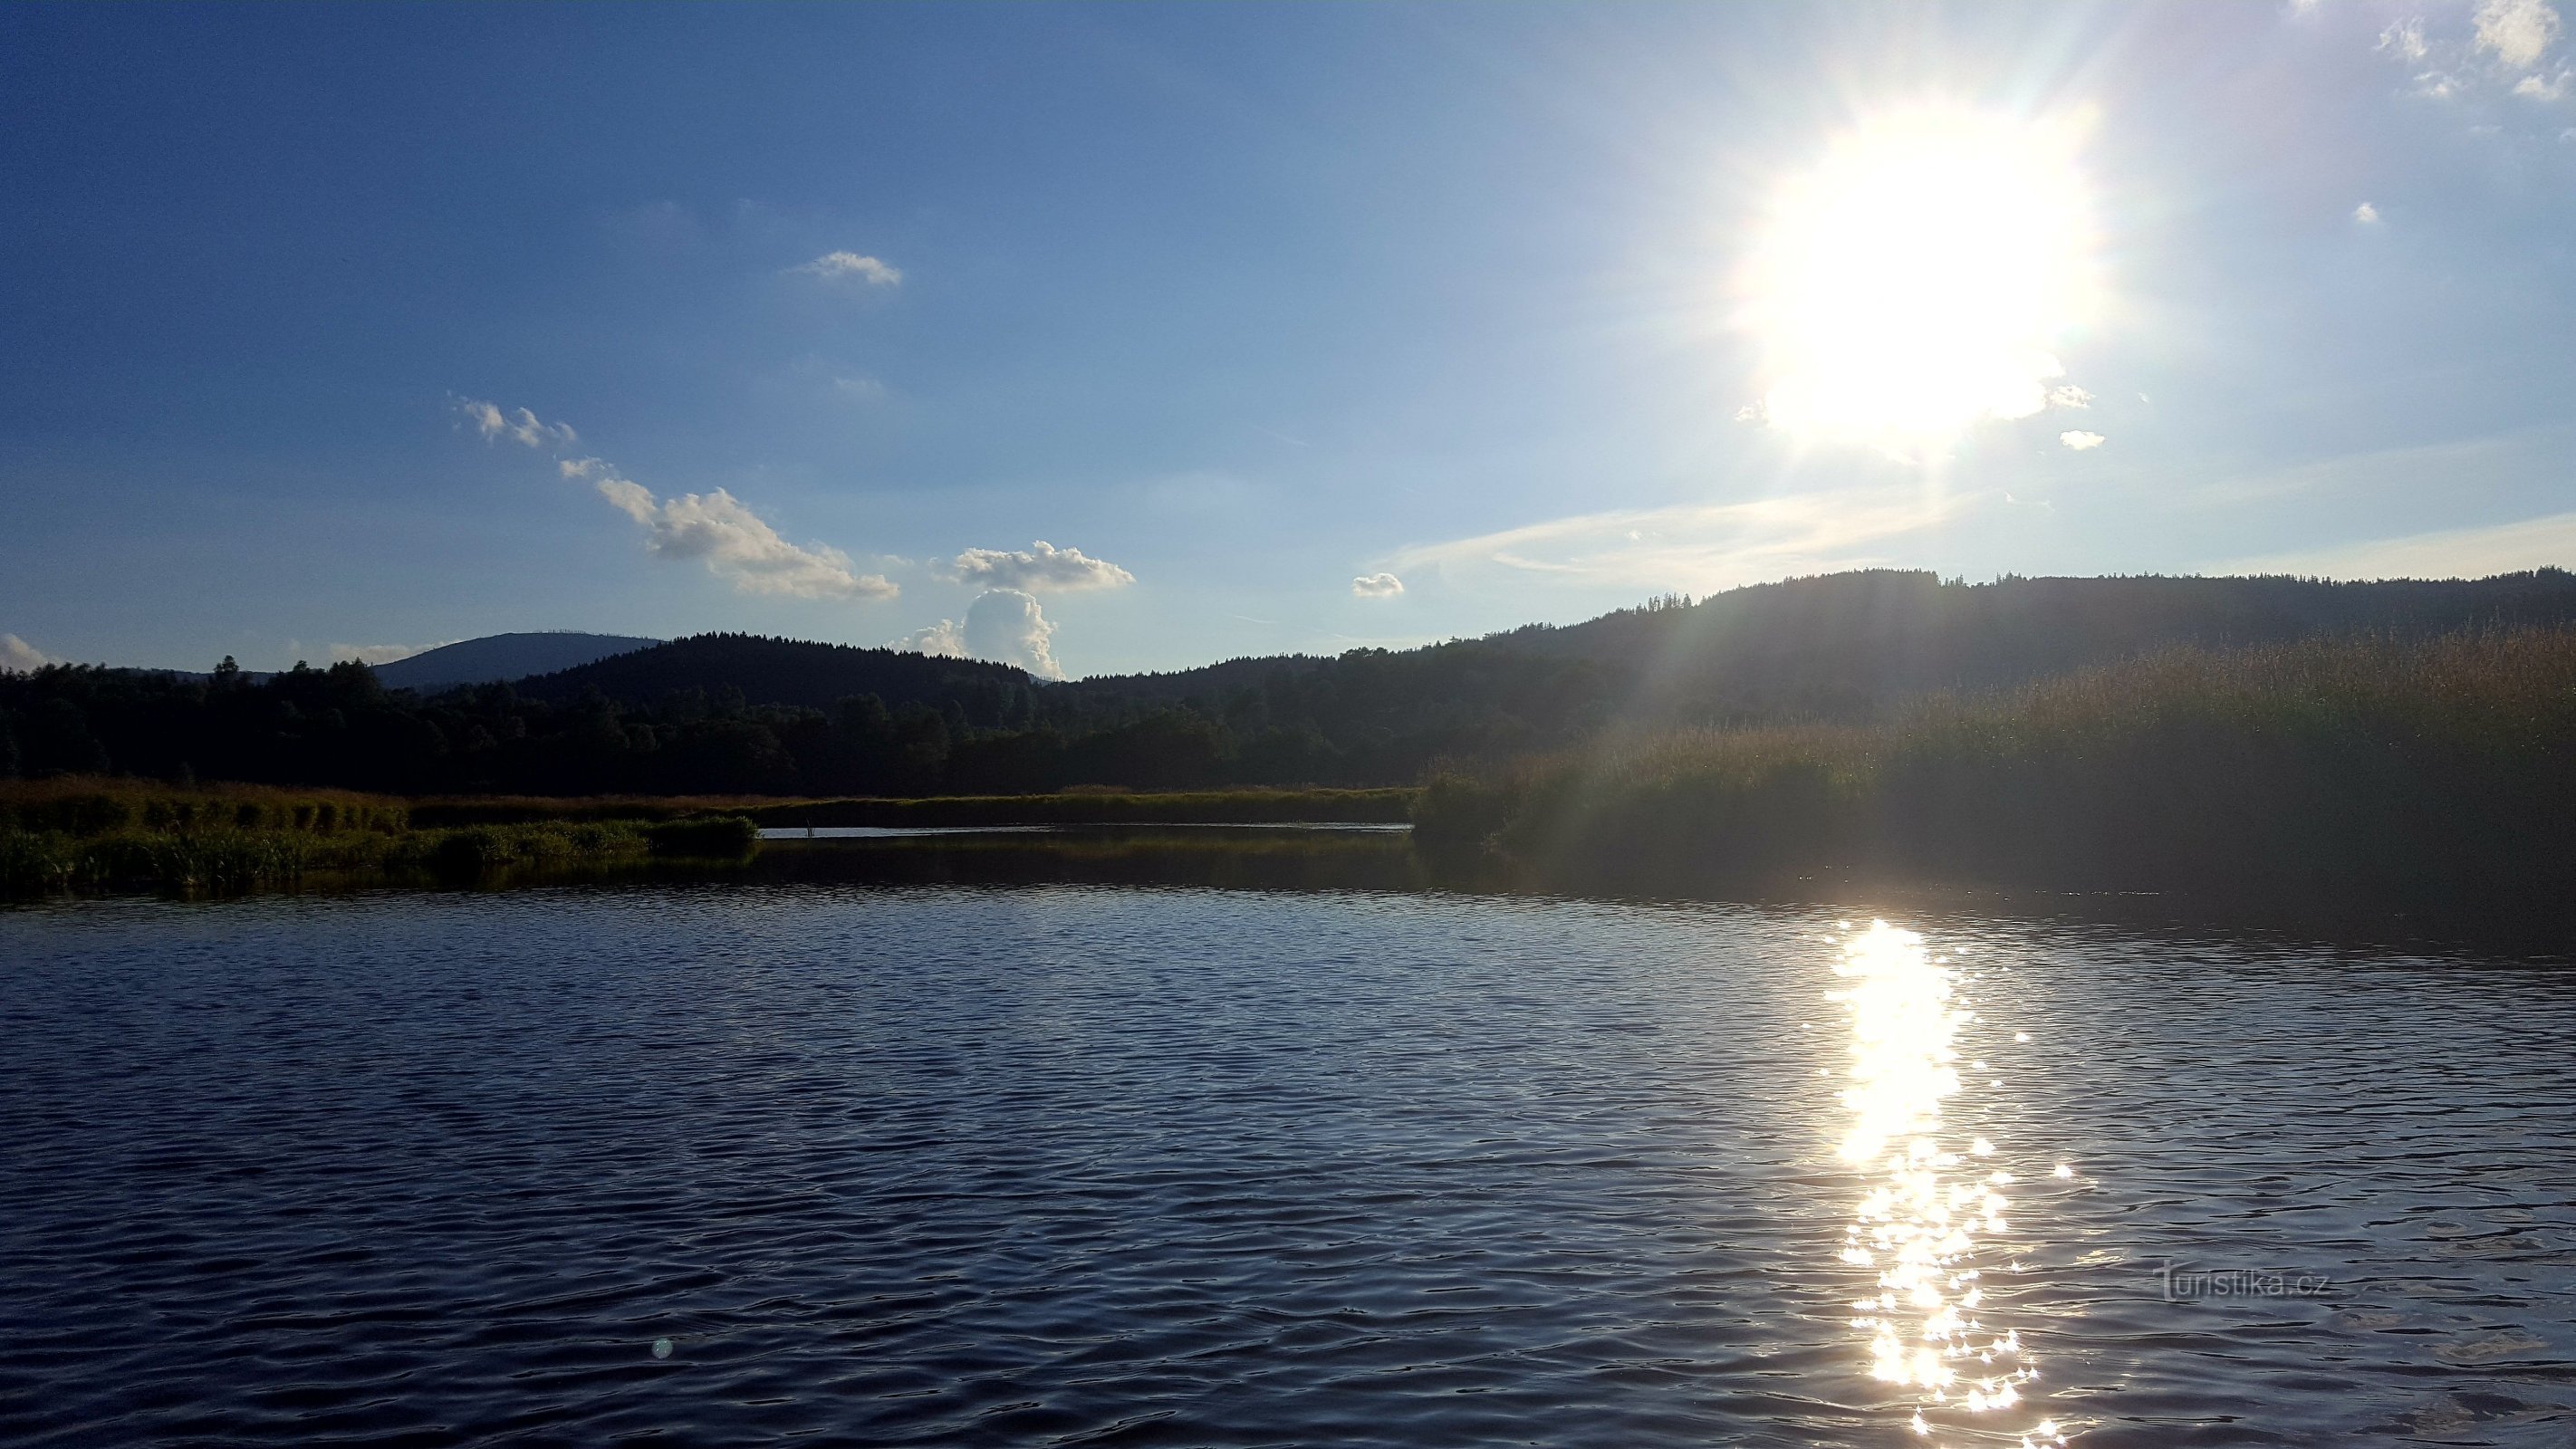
[1831,921,2064,1448]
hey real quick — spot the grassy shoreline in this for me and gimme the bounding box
[408,786,1418,829]
[0,778,763,896]
[0,780,1408,896]
[1413,628,2576,914]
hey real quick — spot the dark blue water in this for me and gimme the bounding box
[3,884,2572,1446]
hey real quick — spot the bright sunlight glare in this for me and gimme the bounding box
[1743,108,2100,447]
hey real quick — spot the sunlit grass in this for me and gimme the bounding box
[1415,627,2576,906]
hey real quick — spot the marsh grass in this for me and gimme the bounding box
[1415,628,2576,908]
[0,778,410,837]
[0,803,763,896]
[410,787,1418,828]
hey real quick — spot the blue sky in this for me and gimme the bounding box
[4,1,2572,677]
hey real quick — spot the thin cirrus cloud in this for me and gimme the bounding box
[457,398,898,602]
[940,540,1136,592]
[1351,572,1405,599]
[2215,509,2576,581]
[1389,487,1973,594]
[793,250,902,287]
[893,589,1063,680]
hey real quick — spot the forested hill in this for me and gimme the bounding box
[5,569,2572,796]
[1061,567,2576,724]
[518,634,1039,715]
[374,632,660,691]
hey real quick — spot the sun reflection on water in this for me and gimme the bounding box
[1830,921,2065,1448]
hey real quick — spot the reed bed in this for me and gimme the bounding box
[1414,628,2576,908]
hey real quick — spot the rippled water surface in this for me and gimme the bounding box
[4,884,2573,1446]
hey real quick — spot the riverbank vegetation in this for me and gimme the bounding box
[8,571,2573,798]
[0,780,759,896]
[1414,628,2576,911]
[409,786,1417,829]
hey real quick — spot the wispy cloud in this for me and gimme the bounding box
[456,397,577,449]
[1,633,60,673]
[2215,510,2576,580]
[2060,429,2107,451]
[1389,487,1972,593]
[941,541,1135,592]
[891,590,1063,678]
[331,641,456,667]
[794,251,902,287]
[1350,572,1405,598]
[466,398,898,601]
[2379,17,2431,63]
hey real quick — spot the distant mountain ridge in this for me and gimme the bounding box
[14,569,2576,795]
[375,632,661,691]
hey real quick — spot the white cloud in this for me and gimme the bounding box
[892,617,967,657]
[629,484,899,600]
[2046,385,2093,408]
[832,375,888,402]
[1350,572,1405,598]
[941,540,1136,592]
[2353,201,2382,224]
[2476,0,2562,69]
[795,251,903,286]
[2379,17,2431,62]
[2214,509,2576,579]
[1,633,60,673]
[457,397,576,449]
[463,397,898,602]
[2060,430,2107,451]
[331,641,455,667]
[890,590,1063,679]
[2515,67,2572,96]
[1389,487,1971,593]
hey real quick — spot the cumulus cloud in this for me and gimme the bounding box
[941,540,1136,592]
[464,397,897,601]
[620,482,898,600]
[1351,572,1405,598]
[2353,201,2382,224]
[2476,0,2562,69]
[892,617,967,658]
[2046,385,2093,409]
[891,590,1063,679]
[795,251,902,286]
[2,633,60,673]
[2060,430,2107,451]
[457,397,577,449]
[331,641,455,667]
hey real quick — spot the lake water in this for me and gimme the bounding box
[4,882,2572,1446]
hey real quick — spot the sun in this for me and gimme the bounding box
[1741,107,2100,447]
